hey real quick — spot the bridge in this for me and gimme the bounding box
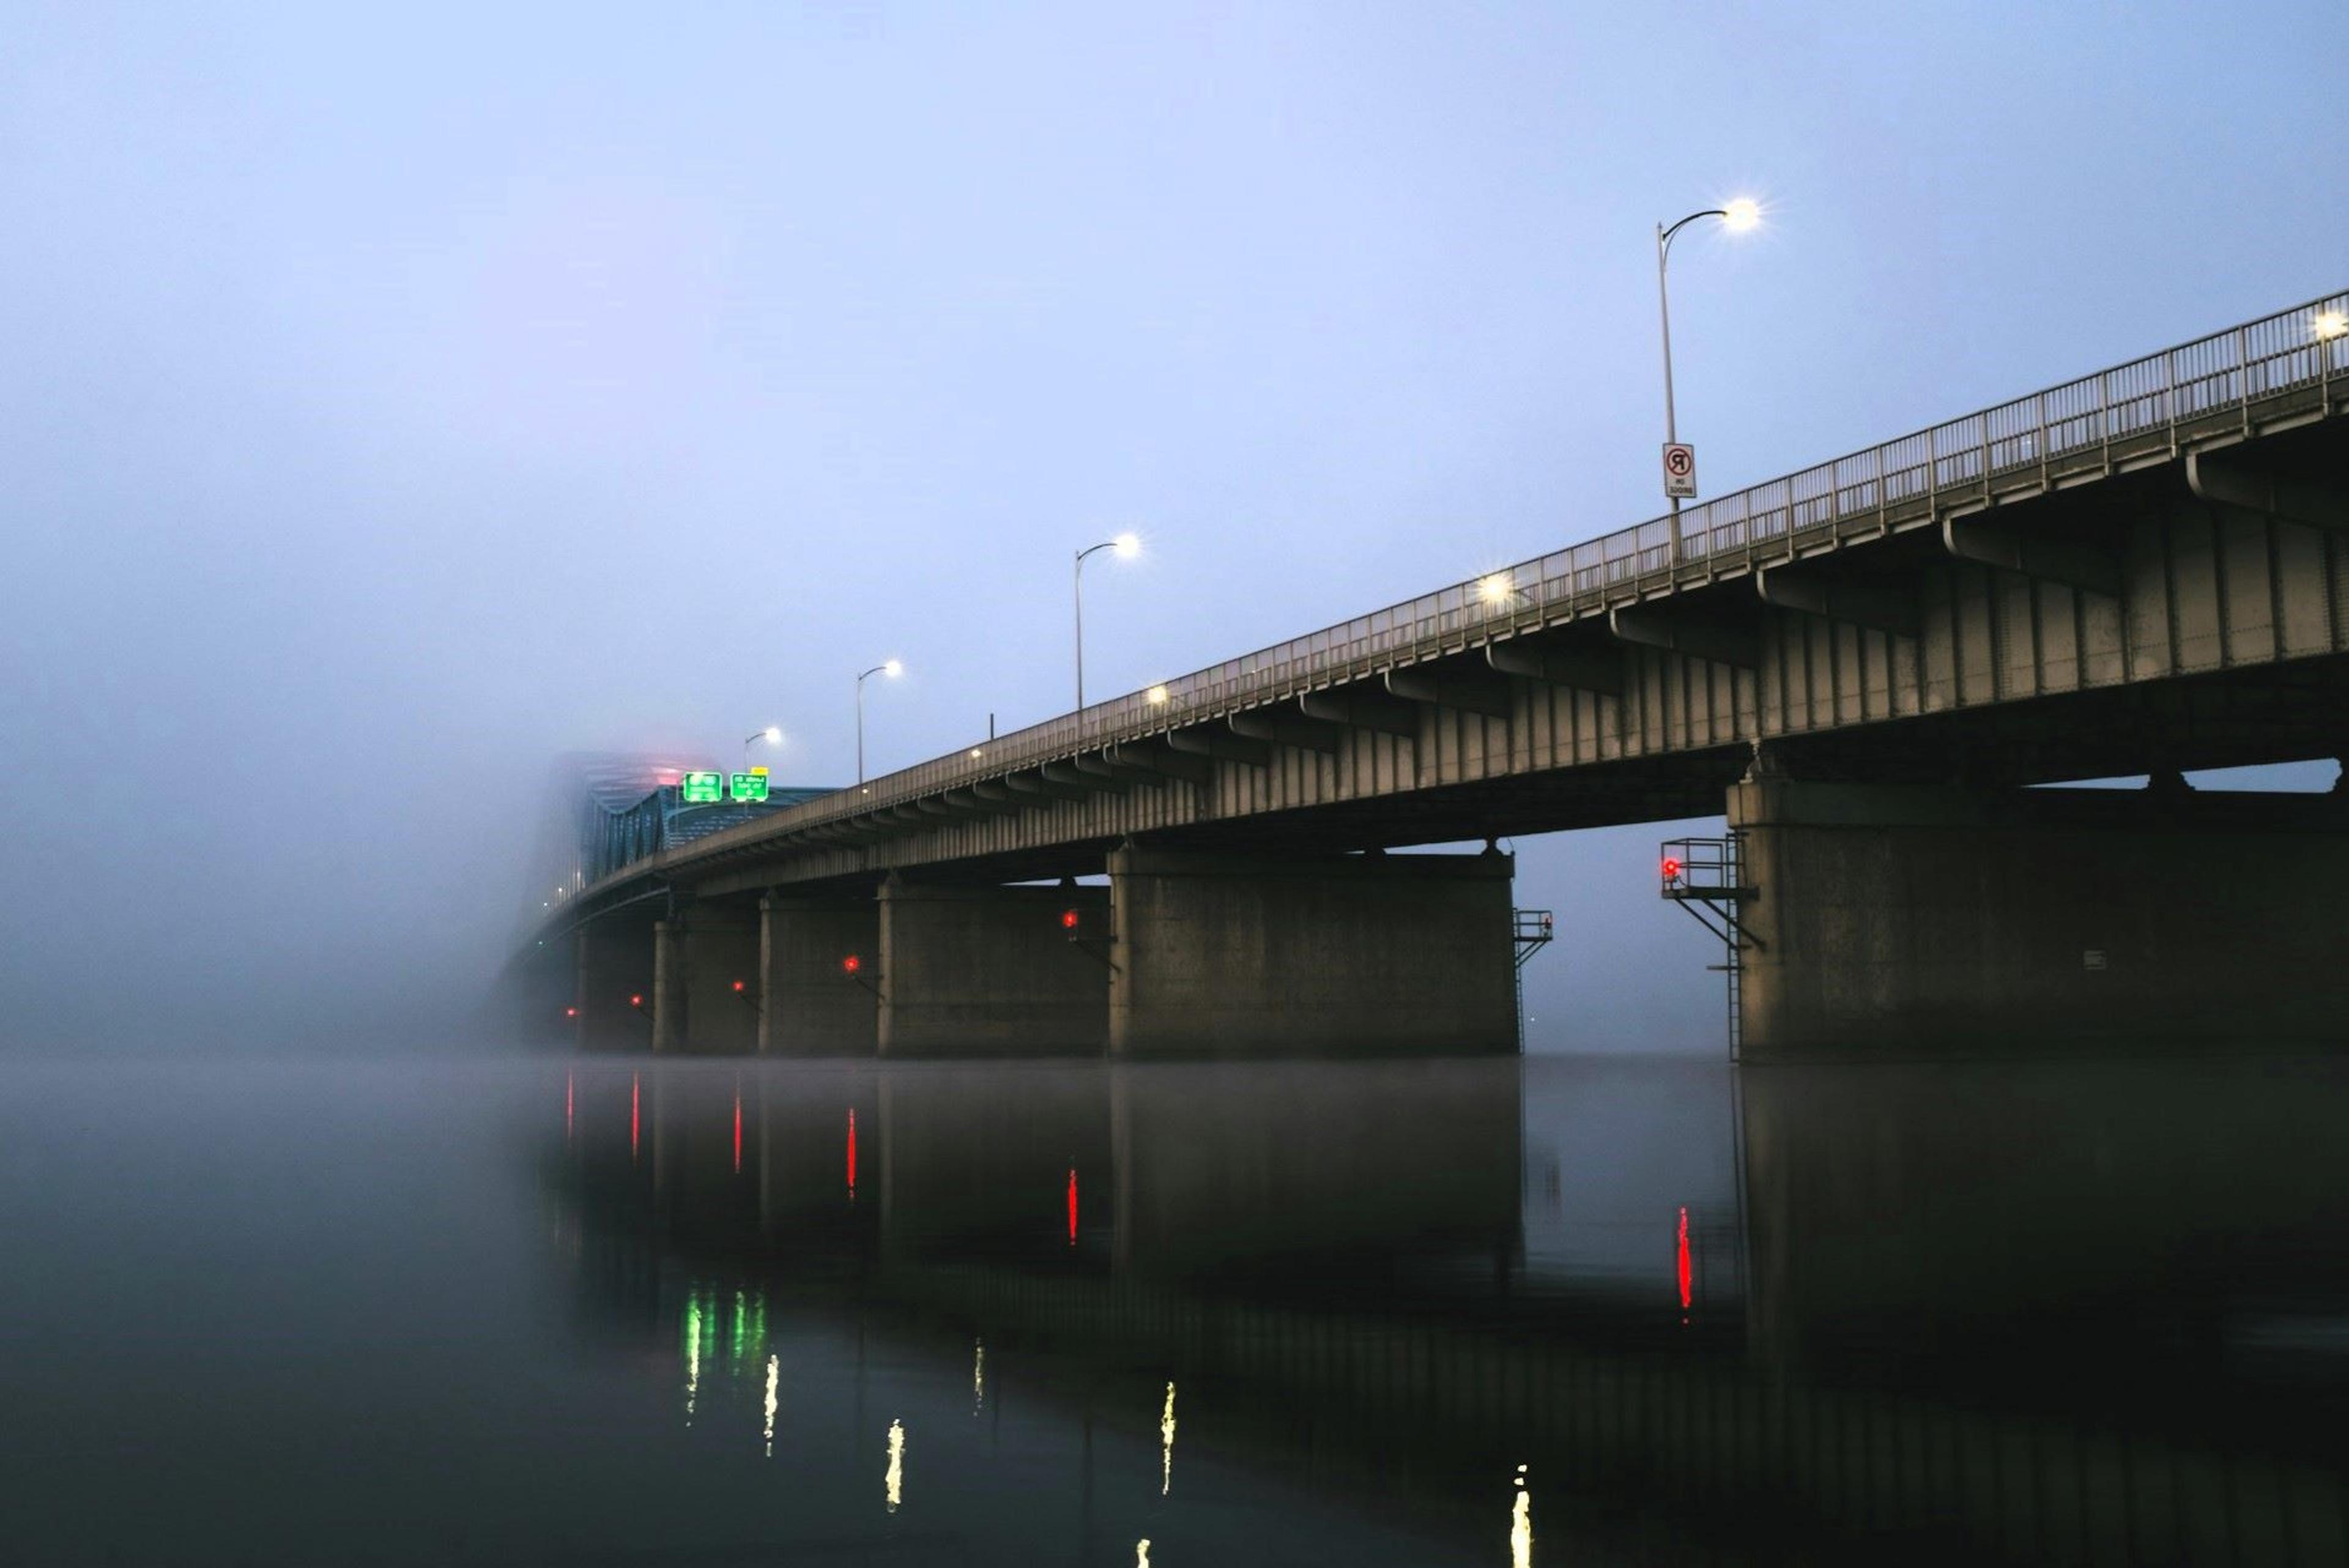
[514,292,2349,1058]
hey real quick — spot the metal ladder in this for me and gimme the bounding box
[1658,834,1759,1059]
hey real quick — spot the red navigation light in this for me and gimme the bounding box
[1661,856,1682,882]
[842,954,862,975]
[629,993,644,1008]
[1061,908,1080,931]
[563,1005,578,1019]
[732,979,746,993]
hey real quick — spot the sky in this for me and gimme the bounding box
[1,1,2342,1053]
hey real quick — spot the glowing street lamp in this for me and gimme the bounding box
[1655,197,1764,513]
[855,660,902,784]
[743,724,783,769]
[1074,532,1141,709]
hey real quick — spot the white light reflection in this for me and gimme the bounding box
[973,1338,985,1415]
[885,1418,905,1512]
[1137,1540,1152,1567]
[763,1354,778,1457]
[1159,1381,1177,1495]
[683,1294,703,1426]
[1510,1463,1532,1568]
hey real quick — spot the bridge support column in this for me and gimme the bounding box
[1729,779,2349,1058]
[1105,845,1518,1058]
[677,902,761,1054]
[877,879,1111,1056]
[758,893,879,1056]
[573,921,653,1052]
[650,920,685,1053]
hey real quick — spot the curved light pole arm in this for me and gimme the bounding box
[855,665,890,784]
[1655,207,1729,515]
[1072,540,1122,710]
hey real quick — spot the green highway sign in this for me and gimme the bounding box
[680,771,724,804]
[729,771,770,803]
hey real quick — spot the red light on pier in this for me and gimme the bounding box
[1061,908,1080,931]
[842,954,862,975]
[563,1005,578,1019]
[732,979,746,994]
[1661,856,1682,881]
[629,993,644,1008]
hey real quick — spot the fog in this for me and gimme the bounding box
[2,2,2341,1054]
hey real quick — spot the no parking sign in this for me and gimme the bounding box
[1662,442,1698,499]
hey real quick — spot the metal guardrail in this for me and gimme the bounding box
[583,292,2349,896]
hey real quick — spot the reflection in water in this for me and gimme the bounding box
[682,1290,700,1424]
[1675,1204,1691,1315]
[1136,1539,1151,1566]
[762,1352,777,1457]
[1158,1380,1176,1495]
[883,1417,904,1512]
[1510,1464,1532,1568]
[845,1105,856,1201]
[540,1055,2349,1565]
[731,1088,741,1175]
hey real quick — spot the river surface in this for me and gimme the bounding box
[2,1052,2345,1564]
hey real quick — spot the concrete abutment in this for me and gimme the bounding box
[759,893,880,1056]
[877,879,1111,1056]
[1106,845,1519,1058]
[1729,778,2349,1057]
[573,919,655,1053]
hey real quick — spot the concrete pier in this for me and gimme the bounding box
[1105,845,1518,1058]
[573,920,654,1053]
[877,878,1111,1056]
[758,893,879,1056]
[1729,778,2349,1057]
[675,902,760,1054]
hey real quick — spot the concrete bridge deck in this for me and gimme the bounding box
[516,294,2349,1058]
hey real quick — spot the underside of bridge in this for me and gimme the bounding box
[512,311,2349,1058]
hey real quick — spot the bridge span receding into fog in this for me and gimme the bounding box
[513,292,2349,1061]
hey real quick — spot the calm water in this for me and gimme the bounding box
[4,1052,2347,1565]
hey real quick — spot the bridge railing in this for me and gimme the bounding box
[588,292,2347,888]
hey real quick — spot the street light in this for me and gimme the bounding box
[1074,532,1141,709]
[743,724,783,769]
[855,660,902,784]
[1654,197,1763,513]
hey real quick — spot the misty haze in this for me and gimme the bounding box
[4,4,2347,1562]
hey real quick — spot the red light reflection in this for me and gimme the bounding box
[1676,1205,1693,1313]
[732,1090,743,1174]
[630,1074,640,1162]
[1067,1167,1079,1246]
[847,1107,858,1196]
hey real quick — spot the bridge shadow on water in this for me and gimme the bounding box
[544,1050,2349,1566]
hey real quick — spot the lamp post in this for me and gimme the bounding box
[1073,533,1140,709]
[1654,197,1761,513]
[743,725,782,770]
[855,661,902,785]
